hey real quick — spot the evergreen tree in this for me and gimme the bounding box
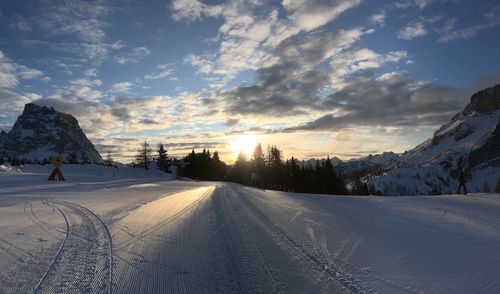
[252,143,265,175]
[352,176,369,195]
[157,143,170,172]
[231,152,249,184]
[136,141,153,170]
[211,151,226,180]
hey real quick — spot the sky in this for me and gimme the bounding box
[0,0,499,163]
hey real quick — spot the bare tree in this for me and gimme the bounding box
[106,152,113,166]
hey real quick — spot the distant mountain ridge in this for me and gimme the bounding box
[0,103,102,163]
[336,152,401,180]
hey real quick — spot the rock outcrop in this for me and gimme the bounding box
[0,103,102,163]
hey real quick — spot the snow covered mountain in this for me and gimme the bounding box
[299,156,343,168]
[336,152,401,180]
[0,103,102,163]
[372,84,500,195]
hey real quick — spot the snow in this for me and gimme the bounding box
[1,164,500,293]
[373,110,500,195]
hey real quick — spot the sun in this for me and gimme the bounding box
[231,135,257,158]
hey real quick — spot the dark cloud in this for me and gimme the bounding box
[219,29,364,116]
[138,118,159,125]
[225,118,239,127]
[284,71,470,131]
[34,98,96,116]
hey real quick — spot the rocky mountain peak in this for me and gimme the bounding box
[0,103,102,163]
[464,84,500,114]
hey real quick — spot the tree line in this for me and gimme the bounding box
[178,143,350,195]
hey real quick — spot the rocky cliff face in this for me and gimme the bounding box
[463,84,500,114]
[371,84,500,195]
[0,103,102,163]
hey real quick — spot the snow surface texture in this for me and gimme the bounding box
[1,164,500,293]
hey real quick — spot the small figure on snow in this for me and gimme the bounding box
[456,157,467,195]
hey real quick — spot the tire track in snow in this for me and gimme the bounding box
[34,200,113,293]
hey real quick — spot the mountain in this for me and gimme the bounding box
[336,152,401,180]
[371,84,500,195]
[299,156,343,168]
[0,103,102,163]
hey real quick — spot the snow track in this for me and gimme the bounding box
[2,175,500,293]
[34,200,113,293]
[214,184,372,293]
[112,186,215,293]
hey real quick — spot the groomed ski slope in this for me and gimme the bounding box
[1,165,500,293]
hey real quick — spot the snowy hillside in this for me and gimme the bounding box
[0,103,102,163]
[1,166,500,293]
[373,84,500,195]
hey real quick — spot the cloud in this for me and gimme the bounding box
[16,1,122,63]
[216,28,380,116]
[144,64,175,80]
[225,118,240,127]
[398,22,426,40]
[437,5,500,43]
[282,0,363,31]
[111,82,133,92]
[115,46,151,64]
[414,0,432,9]
[283,71,470,132]
[22,39,122,63]
[394,0,433,10]
[48,78,103,102]
[170,0,223,22]
[175,0,363,86]
[0,50,48,88]
[10,15,32,32]
[84,68,98,77]
[35,0,111,43]
[370,11,386,26]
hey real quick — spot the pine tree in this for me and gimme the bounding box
[106,152,113,166]
[233,152,249,184]
[136,141,153,170]
[157,143,169,172]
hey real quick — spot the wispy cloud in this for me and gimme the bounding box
[0,50,48,88]
[115,46,151,65]
[398,22,426,40]
[438,5,500,43]
[111,81,134,92]
[144,64,175,80]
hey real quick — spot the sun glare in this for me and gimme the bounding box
[231,135,257,158]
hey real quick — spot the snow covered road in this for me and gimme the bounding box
[1,174,500,293]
